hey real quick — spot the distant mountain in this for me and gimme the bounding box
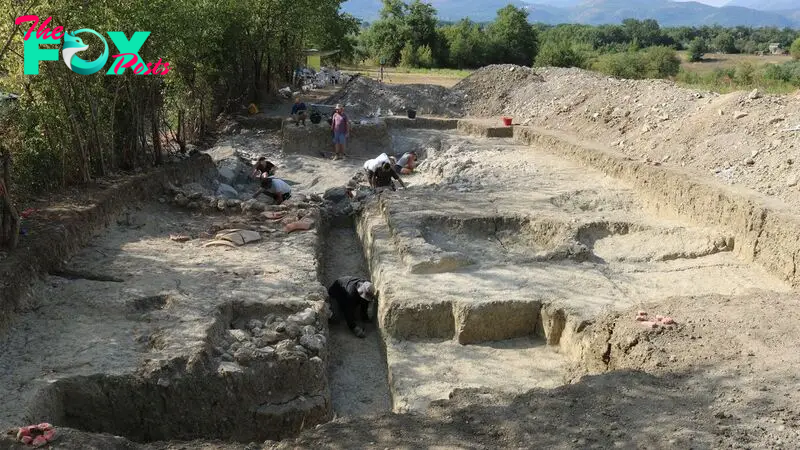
[341,0,800,27]
[343,0,533,22]
[567,0,798,27]
[724,0,799,12]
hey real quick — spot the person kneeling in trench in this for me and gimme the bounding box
[253,174,292,204]
[327,277,376,338]
[372,161,406,192]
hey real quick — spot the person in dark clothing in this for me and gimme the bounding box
[371,161,407,191]
[251,157,276,179]
[327,277,376,338]
[291,97,308,126]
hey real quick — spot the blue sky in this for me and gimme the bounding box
[674,0,729,6]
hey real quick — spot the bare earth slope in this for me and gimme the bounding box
[452,65,800,209]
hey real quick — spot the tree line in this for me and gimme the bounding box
[352,0,800,72]
[0,0,357,200]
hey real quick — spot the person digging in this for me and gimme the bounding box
[363,152,391,188]
[327,277,376,338]
[372,161,406,192]
[395,151,418,175]
[251,157,276,179]
[252,174,292,205]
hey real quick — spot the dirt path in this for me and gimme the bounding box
[320,223,392,417]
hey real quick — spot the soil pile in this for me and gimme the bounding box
[454,65,800,209]
[451,64,544,117]
[330,64,800,207]
[324,75,464,119]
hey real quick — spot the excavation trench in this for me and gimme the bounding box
[4,119,796,447]
[318,206,392,417]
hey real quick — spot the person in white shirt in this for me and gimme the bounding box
[363,153,393,188]
[394,151,418,175]
[253,174,292,204]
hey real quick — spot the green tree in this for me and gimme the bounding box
[361,0,411,65]
[792,37,800,60]
[713,32,736,54]
[534,40,586,68]
[406,1,438,50]
[487,5,538,66]
[443,19,486,69]
[399,42,418,67]
[622,18,663,48]
[643,46,681,78]
[688,38,708,62]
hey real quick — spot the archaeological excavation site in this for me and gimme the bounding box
[2,65,800,449]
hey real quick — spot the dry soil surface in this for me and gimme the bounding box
[4,72,800,450]
[452,65,800,209]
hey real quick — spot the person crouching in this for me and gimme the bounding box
[327,277,376,338]
[372,161,406,191]
[253,175,292,204]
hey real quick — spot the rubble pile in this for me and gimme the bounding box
[324,75,464,119]
[216,307,327,366]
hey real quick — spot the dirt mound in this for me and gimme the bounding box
[451,64,544,117]
[324,75,464,119]
[454,64,800,209]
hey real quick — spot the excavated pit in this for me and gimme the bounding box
[3,115,799,448]
[419,216,591,267]
[25,300,330,443]
[348,123,793,413]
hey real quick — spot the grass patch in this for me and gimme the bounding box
[343,65,471,78]
[675,60,800,94]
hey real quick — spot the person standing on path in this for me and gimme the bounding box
[331,104,351,160]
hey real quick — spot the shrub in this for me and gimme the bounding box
[642,46,681,78]
[687,38,707,62]
[592,46,680,79]
[791,37,800,61]
[534,40,587,68]
[399,42,418,68]
[763,61,800,85]
[593,51,646,79]
[417,45,434,68]
[734,62,755,85]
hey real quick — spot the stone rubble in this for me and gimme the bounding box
[218,307,326,367]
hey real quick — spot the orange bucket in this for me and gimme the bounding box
[502,116,512,126]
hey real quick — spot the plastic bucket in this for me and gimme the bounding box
[407,109,417,119]
[502,116,512,126]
